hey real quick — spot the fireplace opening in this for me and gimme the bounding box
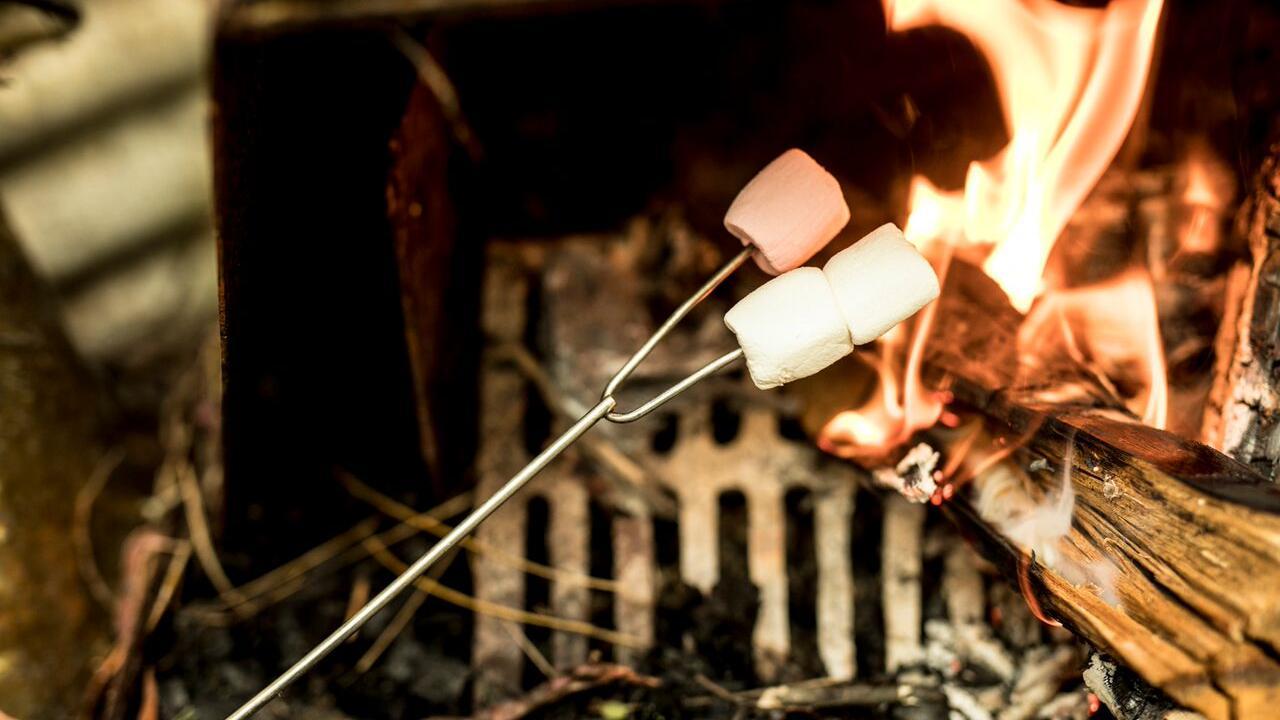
[62,0,1280,718]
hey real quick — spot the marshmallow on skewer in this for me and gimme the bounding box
[823,223,940,345]
[724,267,854,389]
[725,148,851,275]
[724,223,939,390]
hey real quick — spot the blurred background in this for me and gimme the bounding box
[2,0,216,372]
[0,0,216,716]
[5,1,1280,719]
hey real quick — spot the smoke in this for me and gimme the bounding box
[972,439,1119,606]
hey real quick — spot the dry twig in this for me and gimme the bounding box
[354,589,429,674]
[74,448,126,611]
[219,516,383,609]
[193,494,470,623]
[501,620,558,680]
[473,663,660,720]
[353,546,462,675]
[362,534,643,648]
[340,471,620,593]
[176,461,239,602]
[146,540,191,632]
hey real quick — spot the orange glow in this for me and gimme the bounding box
[817,0,1168,466]
[819,251,948,461]
[886,0,1165,312]
[1018,270,1168,429]
[1184,157,1221,209]
[1178,144,1232,255]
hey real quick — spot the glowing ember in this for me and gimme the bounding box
[1177,142,1233,256]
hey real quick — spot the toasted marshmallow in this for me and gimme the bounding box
[724,267,854,389]
[822,223,940,345]
[724,149,851,275]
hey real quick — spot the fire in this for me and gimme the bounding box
[1177,142,1232,256]
[819,257,949,461]
[889,0,1165,312]
[818,0,1168,462]
[1019,270,1168,429]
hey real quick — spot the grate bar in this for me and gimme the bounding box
[473,255,535,704]
[547,477,590,668]
[613,511,655,666]
[882,495,925,672]
[816,485,856,680]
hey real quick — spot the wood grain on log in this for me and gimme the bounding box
[921,262,1280,720]
[1203,143,1280,479]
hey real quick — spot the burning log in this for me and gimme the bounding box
[919,261,1280,720]
[1203,141,1280,479]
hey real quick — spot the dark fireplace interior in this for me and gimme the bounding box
[129,1,1280,718]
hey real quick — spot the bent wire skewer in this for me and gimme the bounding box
[225,147,921,719]
[226,248,753,720]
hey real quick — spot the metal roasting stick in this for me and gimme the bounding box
[226,247,754,720]
[604,248,750,422]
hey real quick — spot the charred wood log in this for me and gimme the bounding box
[1202,142,1280,479]
[921,262,1280,720]
[1083,653,1191,720]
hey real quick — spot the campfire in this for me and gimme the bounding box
[51,0,1278,718]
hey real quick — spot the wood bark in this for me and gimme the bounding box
[922,262,1280,720]
[1202,142,1280,479]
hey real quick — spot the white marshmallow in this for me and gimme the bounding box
[724,149,851,275]
[724,267,854,389]
[822,223,940,345]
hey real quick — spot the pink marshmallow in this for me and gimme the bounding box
[724,148,851,275]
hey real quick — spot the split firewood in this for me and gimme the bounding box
[1202,141,1280,478]
[918,260,1280,720]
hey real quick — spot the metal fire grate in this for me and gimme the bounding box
[470,217,861,705]
[464,216,1112,719]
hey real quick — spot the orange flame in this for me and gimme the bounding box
[1177,143,1232,256]
[819,251,950,461]
[888,0,1165,311]
[818,0,1167,465]
[1019,270,1168,429]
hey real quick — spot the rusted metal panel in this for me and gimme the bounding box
[0,216,109,719]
